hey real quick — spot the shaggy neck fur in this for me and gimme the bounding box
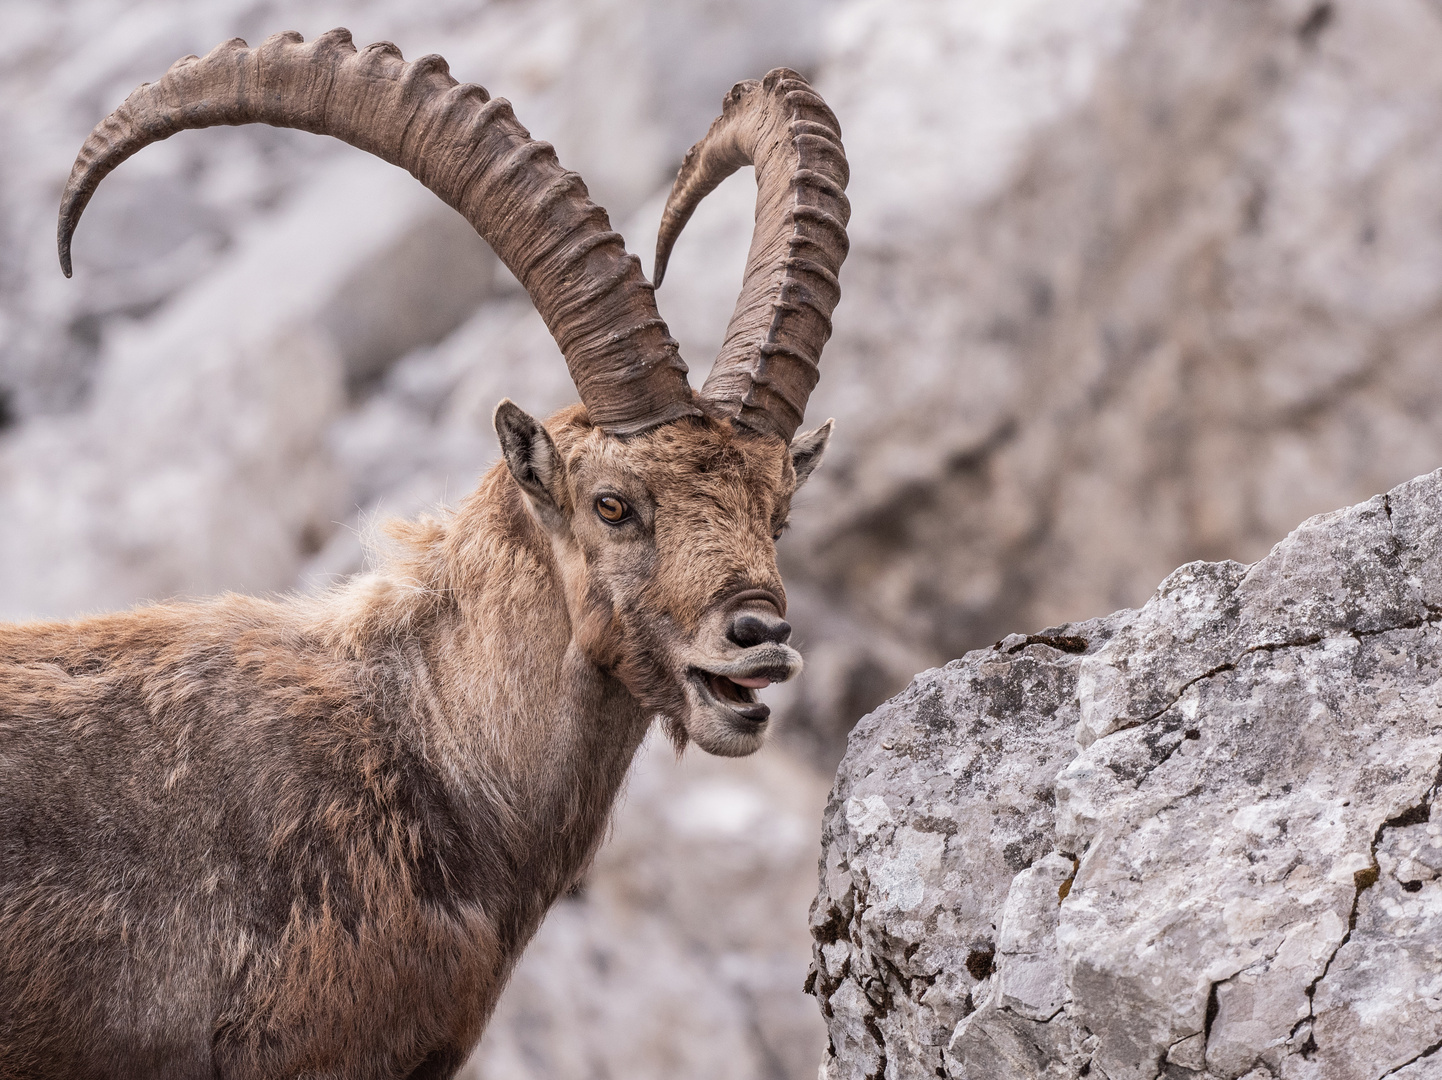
[319,459,653,942]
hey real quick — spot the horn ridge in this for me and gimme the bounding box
[57,29,698,435]
[655,67,850,442]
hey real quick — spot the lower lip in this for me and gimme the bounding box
[728,702,770,725]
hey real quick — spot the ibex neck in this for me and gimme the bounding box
[415,464,650,927]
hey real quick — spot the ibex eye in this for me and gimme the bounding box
[595,496,630,523]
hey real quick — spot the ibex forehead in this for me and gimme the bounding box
[558,413,794,498]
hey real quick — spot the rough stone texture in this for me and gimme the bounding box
[812,467,1442,1080]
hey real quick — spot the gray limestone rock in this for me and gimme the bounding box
[812,469,1442,1079]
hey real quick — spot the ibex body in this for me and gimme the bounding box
[0,29,848,1080]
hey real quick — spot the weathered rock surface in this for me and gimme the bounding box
[812,468,1442,1079]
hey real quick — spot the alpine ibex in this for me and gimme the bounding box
[0,29,848,1080]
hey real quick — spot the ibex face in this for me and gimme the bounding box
[499,404,832,755]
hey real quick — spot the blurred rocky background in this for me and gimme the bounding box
[6,0,1442,1076]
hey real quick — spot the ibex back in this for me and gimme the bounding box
[0,29,848,1080]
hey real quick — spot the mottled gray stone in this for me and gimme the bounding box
[813,469,1442,1079]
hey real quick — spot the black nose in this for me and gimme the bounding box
[727,611,791,648]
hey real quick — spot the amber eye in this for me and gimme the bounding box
[595,495,630,524]
[772,521,789,541]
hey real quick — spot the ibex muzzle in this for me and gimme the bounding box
[2,28,848,1079]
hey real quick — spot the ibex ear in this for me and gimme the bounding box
[495,400,564,518]
[789,419,834,489]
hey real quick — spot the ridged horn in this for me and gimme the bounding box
[58,29,700,436]
[654,69,849,443]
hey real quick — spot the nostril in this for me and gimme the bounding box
[728,614,766,648]
[728,612,792,648]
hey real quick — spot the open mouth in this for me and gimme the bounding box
[693,669,773,724]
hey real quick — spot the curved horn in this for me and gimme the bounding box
[654,69,849,443]
[58,29,699,436]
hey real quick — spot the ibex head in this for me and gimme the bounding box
[57,30,849,756]
[494,403,832,755]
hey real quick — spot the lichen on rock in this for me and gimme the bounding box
[811,469,1442,1079]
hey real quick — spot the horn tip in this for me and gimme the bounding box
[652,235,673,288]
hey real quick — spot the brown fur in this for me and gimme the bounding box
[0,405,822,1079]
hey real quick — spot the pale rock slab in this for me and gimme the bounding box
[813,468,1442,1079]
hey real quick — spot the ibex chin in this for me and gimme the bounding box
[0,28,848,1080]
